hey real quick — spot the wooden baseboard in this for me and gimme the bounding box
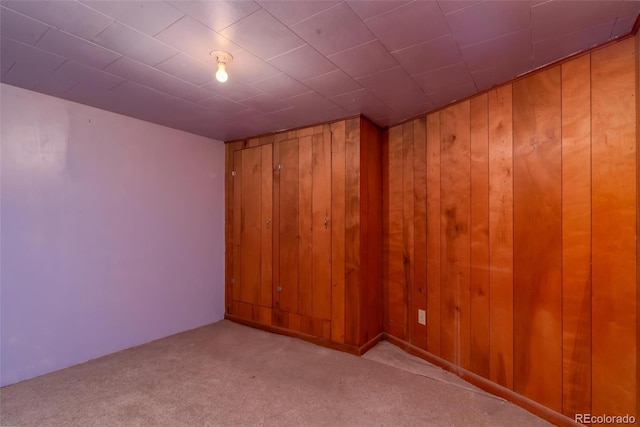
[225,314,382,356]
[382,334,583,427]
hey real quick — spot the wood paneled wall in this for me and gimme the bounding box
[382,36,638,420]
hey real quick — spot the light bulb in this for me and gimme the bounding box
[216,62,228,83]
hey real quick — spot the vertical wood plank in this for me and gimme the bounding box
[439,101,471,370]
[403,121,415,344]
[413,117,428,350]
[561,54,592,418]
[513,66,562,412]
[232,150,243,304]
[240,147,263,305]
[488,84,514,389]
[272,140,281,323]
[426,112,441,355]
[591,37,637,416]
[278,139,299,314]
[345,118,361,345]
[312,129,332,320]
[298,136,313,316]
[360,118,383,343]
[331,120,346,344]
[470,93,490,378]
[260,145,273,308]
[386,124,405,339]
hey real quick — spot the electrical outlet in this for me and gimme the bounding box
[418,309,426,325]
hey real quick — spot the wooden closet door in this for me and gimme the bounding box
[276,138,300,314]
[232,145,273,308]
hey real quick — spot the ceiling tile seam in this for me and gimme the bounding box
[354,0,411,21]
[1,32,68,63]
[213,5,265,35]
[531,19,618,44]
[438,0,481,16]
[292,1,346,27]
[88,17,182,68]
[2,61,16,78]
[0,5,51,46]
[325,38,401,74]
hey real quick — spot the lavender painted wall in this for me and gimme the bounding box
[0,84,225,386]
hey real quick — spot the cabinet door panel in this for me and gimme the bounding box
[312,130,332,320]
[233,145,273,307]
[278,139,300,314]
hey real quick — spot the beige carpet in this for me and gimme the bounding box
[1,320,550,426]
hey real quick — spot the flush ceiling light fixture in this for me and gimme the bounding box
[211,50,233,83]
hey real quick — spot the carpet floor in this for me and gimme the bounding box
[1,320,550,426]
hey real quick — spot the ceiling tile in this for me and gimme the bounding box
[35,60,124,93]
[328,40,398,79]
[168,0,261,32]
[531,0,620,42]
[283,90,340,111]
[347,1,411,20]
[330,88,387,114]
[1,36,66,72]
[424,82,477,108]
[461,29,531,72]
[291,2,375,55]
[154,53,213,86]
[258,0,340,26]
[393,34,463,75]
[437,0,482,15]
[533,21,614,68]
[251,73,310,99]
[267,44,337,81]
[198,95,249,114]
[3,62,59,90]
[83,1,184,37]
[104,56,215,103]
[612,15,637,38]
[239,93,290,113]
[445,1,531,48]
[0,6,50,45]
[471,61,529,92]
[92,22,178,67]
[618,0,640,19]
[303,69,361,98]
[201,78,263,102]
[4,0,113,39]
[220,9,304,60]
[154,16,241,66]
[356,66,432,110]
[364,1,450,52]
[224,49,280,84]
[412,62,476,94]
[36,29,121,69]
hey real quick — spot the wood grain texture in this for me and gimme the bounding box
[560,54,592,418]
[403,121,415,344]
[513,66,563,412]
[232,149,243,304]
[426,112,441,355]
[360,118,383,343]
[225,143,233,315]
[331,120,346,344]
[386,125,406,339]
[470,94,490,378]
[413,117,428,350]
[439,101,471,370]
[488,85,514,390]
[260,145,273,308]
[344,118,361,345]
[312,130,332,320]
[591,37,637,416]
[278,139,300,314]
[298,136,313,316]
[271,140,281,324]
